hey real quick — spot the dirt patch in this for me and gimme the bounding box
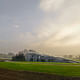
[0,68,80,80]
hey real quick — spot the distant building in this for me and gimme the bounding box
[19,49,79,63]
[24,49,56,62]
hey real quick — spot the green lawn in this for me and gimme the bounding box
[0,62,80,77]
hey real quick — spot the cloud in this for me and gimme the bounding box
[19,32,35,43]
[18,0,80,48]
[13,24,20,28]
[40,0,65,12]
[37,0,80,47]
[1,0,79,56]
[8,0,80,55]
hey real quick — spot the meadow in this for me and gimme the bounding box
[0,62,80,77]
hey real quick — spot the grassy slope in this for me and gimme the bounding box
[0,62,80,77]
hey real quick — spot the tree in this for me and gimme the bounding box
[12,53,25,61]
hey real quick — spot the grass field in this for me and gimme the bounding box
[0,62,80,77]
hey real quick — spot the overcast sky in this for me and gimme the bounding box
[0,0,80,56]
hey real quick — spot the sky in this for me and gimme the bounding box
[0,0,80,56]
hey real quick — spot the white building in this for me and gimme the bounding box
[24,50,56,62]
[21,49,79,63]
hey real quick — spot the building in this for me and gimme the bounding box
[24,49,56,62]
[22,49,79,63]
